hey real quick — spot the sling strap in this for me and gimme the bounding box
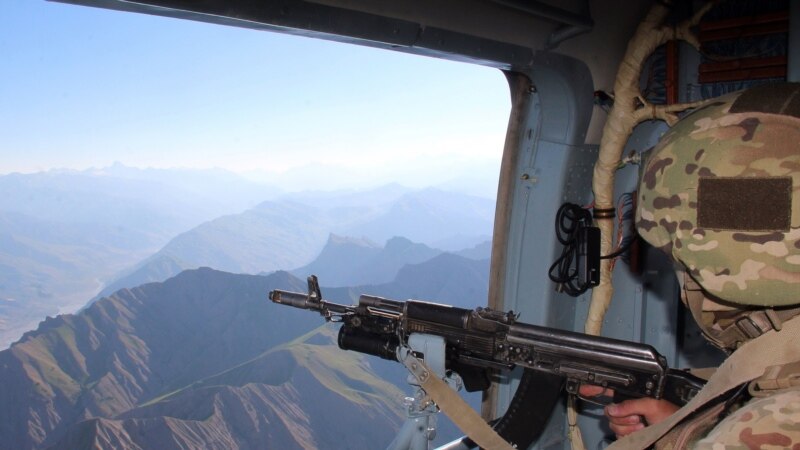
[606,314,800,449]
[682,273,800,352]
[400,349,515,450]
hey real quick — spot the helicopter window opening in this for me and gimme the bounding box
[2,2,509,446]
[2,2,510,196]
[0,0,509,342]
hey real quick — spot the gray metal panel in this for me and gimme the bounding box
[490,51,595,449]
[499,51,595,324]
[497,139,598,450]
[531,53,594,144]
[51,0,588,71]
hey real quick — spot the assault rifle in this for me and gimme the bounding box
[269,276,704,448]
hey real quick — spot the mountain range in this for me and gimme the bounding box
[92,189,493,304]
[290,235,441,287]
[162,187,494,274]
[0,167,494,348]
[0,249,490,449]
[0,166,278,348]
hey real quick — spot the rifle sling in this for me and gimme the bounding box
[401,351,515,450]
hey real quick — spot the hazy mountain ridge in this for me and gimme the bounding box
[90,253,190,303]
[368,252,491,304]
[0,168,267,234]
[153,186,494,275]
[0,211,161,347]
[290,235,442,287]
[92,200,333,302]
[95,187,494,302]
[0,165,282,348]
[452,240,492,260]
[344,187,494,247]
[160,200,331,274]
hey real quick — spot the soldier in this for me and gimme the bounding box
[582,82,800,448]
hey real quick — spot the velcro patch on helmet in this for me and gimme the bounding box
[697,177,792,231]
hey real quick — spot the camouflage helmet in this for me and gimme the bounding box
[636,83,800,308]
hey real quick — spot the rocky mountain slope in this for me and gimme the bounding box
[0,269,402,449]
[47,328,403,450]
[1,251,490,450]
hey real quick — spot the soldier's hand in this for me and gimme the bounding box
[578,384,680,438]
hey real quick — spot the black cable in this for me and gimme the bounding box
[548,203,594,297]
[549,195,641,294]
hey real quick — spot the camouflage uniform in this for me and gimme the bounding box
[693,387,800,449]
[635,82,800,448]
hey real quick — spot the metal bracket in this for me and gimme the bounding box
[386,333,465,450]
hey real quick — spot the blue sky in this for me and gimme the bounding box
[0,0,510,190]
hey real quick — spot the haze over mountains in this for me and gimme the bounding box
[0,165,495,348]
[0,255,490,449]
[291,235,443,287]
[0,165,275,348]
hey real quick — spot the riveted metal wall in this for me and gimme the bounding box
[490,52,599,449]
